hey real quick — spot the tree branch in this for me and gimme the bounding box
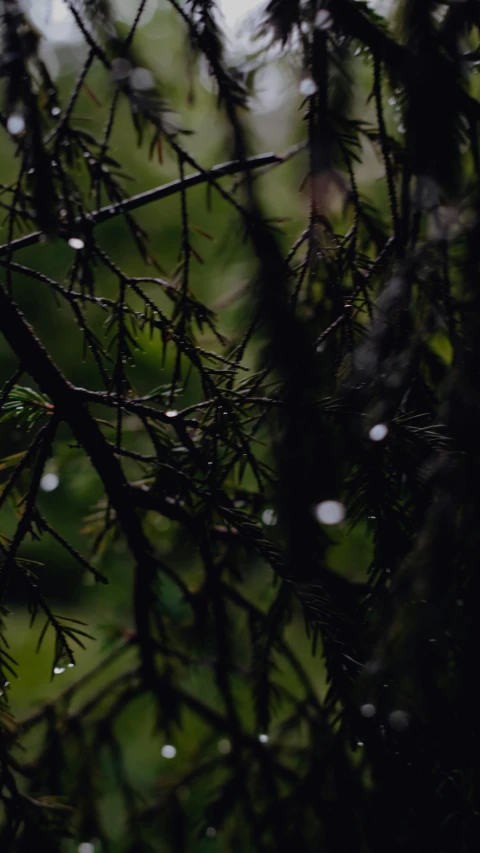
[0,282,160,687]
[0,153,281,258]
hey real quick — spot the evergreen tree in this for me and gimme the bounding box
[0,0,479,850]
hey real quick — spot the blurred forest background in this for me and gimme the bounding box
[2,0,480,850]
[0,4,347,850]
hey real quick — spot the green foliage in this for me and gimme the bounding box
[0,387,52,431]
[0,1,480,851]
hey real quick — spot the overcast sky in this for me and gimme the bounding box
[27,0,266,43]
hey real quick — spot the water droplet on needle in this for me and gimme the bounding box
[314,500,346,525]
[7,114,25,136]
[369,423,388,442]
[68,237,85,251]
[299,77,318,97]
[40,473,59,492]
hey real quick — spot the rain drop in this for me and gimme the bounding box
[217,738,231,754]
[314,500,346,526]
[78,844,95,853]
[299,77,318,97]
[166,410,178,418]
[262,508,277,526]
[40,473,59,492]
[360,703,376,718]
[315,9,333,29]
[68,237,85,251]
[388,709,410,732]
[206,827,217,838]
[7,114,25,136]
[53,666,65,675]
[130,67,155,91]
[51,106,61,117]
[369,423,388,442]
[258,733,269,743]
[161,744,176,759]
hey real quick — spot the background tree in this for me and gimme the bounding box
[0,0,479,850]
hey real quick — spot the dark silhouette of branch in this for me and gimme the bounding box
[0,153,281,258]
[1,0,480,848]
[0,283,161,692]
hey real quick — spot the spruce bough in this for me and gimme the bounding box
[0,1,479,850]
